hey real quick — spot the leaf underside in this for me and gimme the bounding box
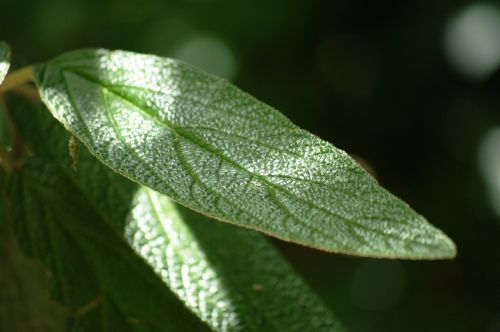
[33,48,456,259]
[9,97,344,331]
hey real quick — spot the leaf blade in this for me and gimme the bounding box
[34,48,456,259]
[127,187,345,331]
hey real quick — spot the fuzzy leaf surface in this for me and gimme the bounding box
[34,48,456,259]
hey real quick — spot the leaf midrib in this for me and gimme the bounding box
[60,69,320,253]
[62,69,352,241]
[61,69,420,247]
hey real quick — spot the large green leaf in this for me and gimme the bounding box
[7,98,209,332]
[11,96,344,331]
[0,42,9,84]
[33,48,456,259]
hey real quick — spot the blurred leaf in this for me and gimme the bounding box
[126,187,344,331]
[0,41,9,84]
[0,172,68,332]
[11,96,344,331]
[34,48,456,259]
[7,98,209,331]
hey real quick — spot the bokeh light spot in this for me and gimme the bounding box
[478,127,500,218]
[173,35,238,81]
[444,4,500,80]
[141,19,195,57]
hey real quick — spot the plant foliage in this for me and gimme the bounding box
[0,43,456,331]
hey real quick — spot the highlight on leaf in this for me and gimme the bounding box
[33,48,456,259]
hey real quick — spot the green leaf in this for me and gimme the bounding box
[11,96,344,331]
[33,48,456,259]
[126,189,344,331]
[0,42,9,84]
[6,98,210,331]
[0,172,68,332]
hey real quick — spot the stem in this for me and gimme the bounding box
[0,66,33,94]
[74,296,101,317]
[9,85,40,101]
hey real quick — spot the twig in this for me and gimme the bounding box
[0,66,33,94]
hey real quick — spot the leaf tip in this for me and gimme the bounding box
[432,229,457,259]
[405,221,457,260]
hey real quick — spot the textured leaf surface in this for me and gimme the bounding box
[11,97,344,331]
[0,173,68,332]
[0,41,9,84]
[126,188,344,331]
[7,97,209,332]
[34,48,456,259]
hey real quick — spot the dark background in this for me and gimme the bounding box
[2,0,500,331]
